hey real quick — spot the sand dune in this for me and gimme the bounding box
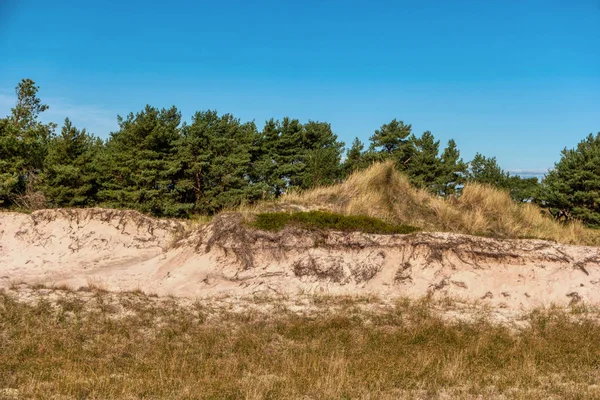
[1,208,599,311]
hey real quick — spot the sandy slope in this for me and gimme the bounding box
[1,208,600,310]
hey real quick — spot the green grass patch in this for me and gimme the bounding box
[251,210,419,234]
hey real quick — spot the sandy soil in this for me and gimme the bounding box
[1,208,599,312]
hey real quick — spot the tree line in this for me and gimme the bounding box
[1,79,598,227]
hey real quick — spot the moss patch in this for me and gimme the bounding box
[251,210,419,234]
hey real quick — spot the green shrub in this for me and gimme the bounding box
[251,210,419,234]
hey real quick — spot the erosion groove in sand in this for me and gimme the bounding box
[1,208,599,310]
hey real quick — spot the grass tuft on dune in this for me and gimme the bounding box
[265,161,600,245]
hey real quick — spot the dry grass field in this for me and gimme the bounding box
[2,286,600,399]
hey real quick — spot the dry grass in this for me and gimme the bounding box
[278,161,600,246]
[83,277,109,294]
[2,289,600,399]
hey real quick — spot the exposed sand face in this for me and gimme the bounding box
[1,209,599,311]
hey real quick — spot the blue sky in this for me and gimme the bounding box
[1,0,598,175]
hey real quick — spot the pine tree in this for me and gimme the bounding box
[369,119,413,167]
[0,79,55,208]
[253,119,285,197]
[96,105,184,216]
[437,139,467,197]
[507,175,540,203]
[11,79,49,128]
[540,133,600,226]
[255,117,305,196]
[467,153,510,187]
[467,153,541,202]
[175,110,217,212]
[297,121,344,188]
[201,114,262,213]
[303,146,343,188]
[41,118,101,206]
[405,131,443,191]
[342,137,367,176]
[275,117,305,190]
[177,110,262,214]
[255,118,343,195]
[0,119,21,206]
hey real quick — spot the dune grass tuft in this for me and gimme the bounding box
[276,161,600,245]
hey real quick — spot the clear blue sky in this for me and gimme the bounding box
[1,0,598,175]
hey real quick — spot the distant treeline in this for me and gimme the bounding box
[1,79,598,226]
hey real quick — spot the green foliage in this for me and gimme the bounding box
[255,118,301,197]
[255,118,344,197]
[95,105,185,216]
[369,119,413,162]
[0,79,55,206]
[405,131,443,191]
[303,146,342,187]
[10,78,49,129]
[342,137,367,176]
[0,119,22,205]
[467,153,510,187]
[437,139,467,197]
[251,211,419,234]
[467,153,541,203]
[370,131,468,198]
[507,176,540,203]
[41,118,101,207]
[354,126,468,199]
[1,77,594,227]
[540,133,600,227]
[299,121,344,188]
[177,110,264,214]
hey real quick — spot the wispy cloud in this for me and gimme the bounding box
[43,98,119,138]
[0,90,118,138]
[508,168,550,178]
